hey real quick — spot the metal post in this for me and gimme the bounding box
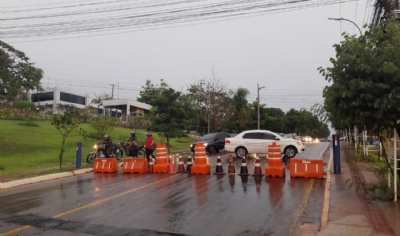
[45,103,48,120]
[76,142,82,169]
[332,134,341,174]
[257,83,260,130]
[394,128,397,202]
[257,84,265,130]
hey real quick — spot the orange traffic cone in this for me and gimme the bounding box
[186,154,193,173]
[228,155,235,175]
[148,154,154,173]
[238,155,250,176]
[214,155,225,175]
[252,154,264,177]
[177,154,186,173]
[168,155,176,173]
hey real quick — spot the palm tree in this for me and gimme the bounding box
[226,87,252,131]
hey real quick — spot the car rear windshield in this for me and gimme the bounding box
[200,133,216,140]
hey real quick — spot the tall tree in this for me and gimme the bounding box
[319,18,400,134]
[149,86,190,153]
[188,67,232,132]
[0,40,43,104]
[225,87,253,132]
[137,79,169,105]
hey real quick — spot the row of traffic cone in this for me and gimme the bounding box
[148,154,194,174]
[214,154,264,177]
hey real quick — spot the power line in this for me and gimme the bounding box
[3,0,355,42]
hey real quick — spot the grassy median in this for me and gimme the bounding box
[0,120,194,176]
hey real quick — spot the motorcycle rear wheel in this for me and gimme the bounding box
[137,150,145,158]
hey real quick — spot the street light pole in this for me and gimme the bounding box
[328,17,362,36]
[257,83,265,130]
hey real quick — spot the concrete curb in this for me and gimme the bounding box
[320,149,333,231]
[0,168,93,190]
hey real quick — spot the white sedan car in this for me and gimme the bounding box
[224,130,305,158]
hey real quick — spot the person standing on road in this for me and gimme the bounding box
[144,132,155,161]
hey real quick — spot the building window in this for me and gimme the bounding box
[60,92,85,105]
[31,92,54,102]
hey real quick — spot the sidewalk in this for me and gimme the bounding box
[318,143,399,236]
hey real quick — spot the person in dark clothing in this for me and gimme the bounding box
[129,131,137,143]
[101,134,113,158]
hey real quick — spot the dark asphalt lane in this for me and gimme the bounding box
[0,143,330,236]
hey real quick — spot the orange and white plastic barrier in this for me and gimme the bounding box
[265,142,285,178]
[288,158,326,178]
[121,158,148,174]
[191,142,210,174]
[93,158,118,173]
[153,143,169,173]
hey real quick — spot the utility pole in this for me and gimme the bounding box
[110,84,115,99]
[257,83,265,130]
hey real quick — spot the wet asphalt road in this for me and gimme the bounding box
[0,143,330,236]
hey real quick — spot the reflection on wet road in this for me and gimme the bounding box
[0,143,329,236]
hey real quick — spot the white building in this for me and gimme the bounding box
[30,87,90,114]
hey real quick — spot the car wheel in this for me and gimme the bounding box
[284,146,297,158]
[235,147,247,158]
[208,145,216,154]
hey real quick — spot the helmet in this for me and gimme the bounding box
[104,134,109,139]
[146,132,151,136]
[130,131,135,135]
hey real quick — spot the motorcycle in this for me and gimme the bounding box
[86,142,124,164]
[120,141,146,158]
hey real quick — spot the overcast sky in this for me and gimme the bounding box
[1,0,371,112]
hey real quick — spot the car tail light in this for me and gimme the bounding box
[225,140,230,144]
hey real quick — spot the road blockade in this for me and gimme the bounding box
[121,158,148,174]
[191,142,211,174]
[186,154,193,173]
[169,155,176,173]
[214,155,225,175]
[177,154,187,173]
[252,154,264,177]
[288,158,326,178]
[265,142,285,178]
[238,155,250,176]
[93,158,118,173]
[148,154,154,173]
[228,155,235,174]
[153,143,169,173]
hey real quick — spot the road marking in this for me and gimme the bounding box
[320,150,333,230]
[0,174,181,236]
[289,178,315,236]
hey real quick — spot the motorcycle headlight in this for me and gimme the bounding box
[190,144,193,148]
[94,144,97,148]
[203,143,208,147]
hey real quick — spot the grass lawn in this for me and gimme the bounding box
[0,120,195,176]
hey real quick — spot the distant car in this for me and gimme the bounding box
[285,133,298,140]
[224,130,305,158]
[190,132,231,154]
[301,136,313,143]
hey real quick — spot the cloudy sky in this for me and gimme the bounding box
[1,0,371,112]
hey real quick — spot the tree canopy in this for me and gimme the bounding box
[0,40,43,104]
[319,18,400,134]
